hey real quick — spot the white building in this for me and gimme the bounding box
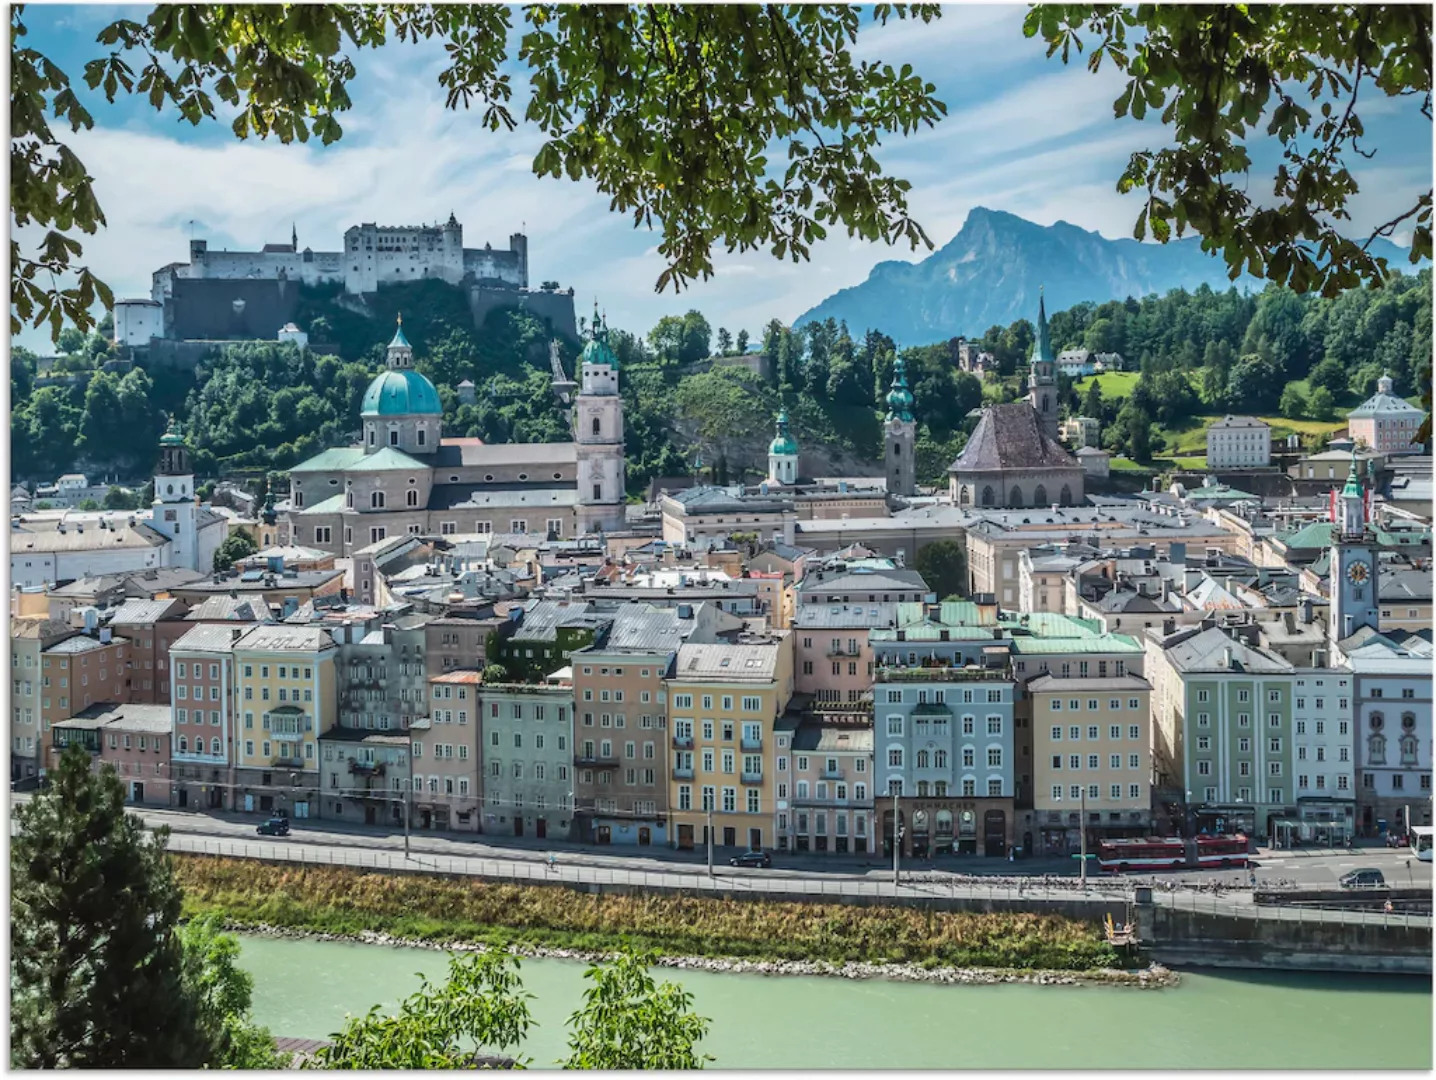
[277,322,309,350]
[1291,668,1356,838]
[1347,374,1426,456]
[112,298,165,347]
[1341,631,1433,834]
[1206,416,1272,468]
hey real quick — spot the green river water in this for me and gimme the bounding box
[238,936,1432,1069]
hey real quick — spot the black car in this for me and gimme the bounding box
[729,849,772,868]
[1339,868,1386,889]
[256,816,291,837]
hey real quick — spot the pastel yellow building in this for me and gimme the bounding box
[667,633,793,853]
[232,625,337,817]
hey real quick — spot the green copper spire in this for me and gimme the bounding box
[159,414,185,447]
[885,356,915,422]
[1033,286,1054,367]
[769,410,798,456]
[390,313,411,350]
[1341,448,1364,498]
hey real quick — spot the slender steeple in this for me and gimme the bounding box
[1028,286,1059,442]
[291,221,298,251]
[884,356,917,497]
[885,356,916,422]
[1033,286,1054,367]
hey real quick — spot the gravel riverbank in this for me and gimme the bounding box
[227,921,1179,989]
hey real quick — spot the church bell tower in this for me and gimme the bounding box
[1329,453,1378,646]
[1028,288,1059,443]
[152,417,199,570]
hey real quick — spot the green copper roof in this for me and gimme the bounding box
[159,417,185,447]
[579,301,619,369]
[769,410,798,456]
[290,447,367,473]
[1032,288,1054,367]
[390,316,411,350]
[885,356,915,422]
[361,368,442,416]
[1341,451,1364,498]
[348,447,430,472]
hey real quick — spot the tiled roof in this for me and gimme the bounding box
[948,403,1079,472]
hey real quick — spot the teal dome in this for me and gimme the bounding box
[580,334,619,370]
[769,410,798,456]
[884,357,915,422]
[361,369,442,417]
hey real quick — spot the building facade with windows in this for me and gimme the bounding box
[231,626,338,818]
[39,632,133,742]
[1028,675,1153,855]
[784,711,874,855]
[791,603,892,704]
[10,619,74,781]
[1346,374,1426,456]
[169,623,253,811]
[478,675,577,840]
[409,668,483,832]
[569,604,726,846]
[1342,631,1433,834]
[51,703,173,805]
[1288,669,1357,842]
[666,635,794,853]
[1144,625,1298,840]
[1206,416,1272,468]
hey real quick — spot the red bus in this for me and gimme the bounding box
[1195,834,1249,868]
[1097,838,1185,872]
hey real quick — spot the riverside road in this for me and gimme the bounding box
[15,796,1431,903]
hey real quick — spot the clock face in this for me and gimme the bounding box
[1347,561,1370,585]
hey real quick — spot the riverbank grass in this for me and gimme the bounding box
[174,856,1123,972]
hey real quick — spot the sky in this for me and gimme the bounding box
[14,3,1434,352]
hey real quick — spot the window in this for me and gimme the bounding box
[888,749,903,768]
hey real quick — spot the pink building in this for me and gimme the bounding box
[792,603,893,704]
[51,702,173,805]
[1347,374,1426,456]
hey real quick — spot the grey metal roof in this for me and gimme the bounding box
[792,602,897,628]
[1380,567,1432,602]
[107,598,185,625]
[44,633,128,654]
[61,702,173,734]
[791,722,874,754]
[232,625,337,653]
[1163,627,1291,675]
[797,567,928,595]
[583,604,693,653]
[171,622,257,653]
[185,596,273,622]
[674,639,784,681]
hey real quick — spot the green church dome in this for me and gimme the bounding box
[885,356,915,422]
[361,369,442,417]
[579,335,619,370]
[769,410,798,456]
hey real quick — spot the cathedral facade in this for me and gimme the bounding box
[284,312,626,555]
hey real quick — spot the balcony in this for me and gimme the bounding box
[575,754,619,768]
[741,770,765,785]
[348,759,386,777]
[271,756,306,769]
[672,766,694,781]
[826,645,861,658]
[671,735,694,751]
[821,767,845,780]
[874,664,1011,684]
[741,736,762,752]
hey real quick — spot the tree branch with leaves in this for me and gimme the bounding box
[10,3,945,343]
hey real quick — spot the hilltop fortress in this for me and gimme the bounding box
[115,215,576,356]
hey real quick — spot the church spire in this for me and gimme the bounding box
[1033,285,1054,367]
[291,221,298,251]
[885,355,915,422]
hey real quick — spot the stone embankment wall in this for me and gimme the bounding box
[1138,901,1432,975]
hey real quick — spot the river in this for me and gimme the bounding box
[239,936,1432,1069]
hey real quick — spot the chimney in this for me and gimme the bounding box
[1162,617,1176,636]
[231,627,243,643]
[99,627,112,645]
[1162,578,1173,603]
[1222,646,1233,670]
[1300,598,1313,625]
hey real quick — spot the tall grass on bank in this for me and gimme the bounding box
[174,857,1121,971]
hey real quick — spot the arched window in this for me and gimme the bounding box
[368,429,375,446]
[294,491,303,508]
[1010,486,1023,506]
[892,442,901,457]
[177,735,187,753]
[981,485,995,507]
[371,491,386,509]
[592,416,602,436]
[1400,734,1418,766]
[1369,733,1387,765]
[211,737,221,756]
[406,489,418,508]
[935,809,953,836]
[1059,484,1072,506]
[934,749,948,769]
[958,485,971,506]
[916,750,930,769]
[1033,485,1047,506]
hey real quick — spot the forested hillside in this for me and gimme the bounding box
[9,268,1430,492]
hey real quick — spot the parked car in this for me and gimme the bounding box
[1338,868,1386,889]
[729,849,772,868]
[256,816,291,837]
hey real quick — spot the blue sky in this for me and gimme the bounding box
[15,3,1433,352]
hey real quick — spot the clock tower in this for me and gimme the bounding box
[1329,453,1378,646]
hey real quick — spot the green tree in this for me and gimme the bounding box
[648,311,714,367]
[1080,378,1104,420]
[13,4,945,342]
[308,952,533,1069]
[178,914,288,1070]
[76,498,100,511]
[735,329,749,355]
[1279,383,1309,419]
[715,327,733,356]
[1225,351,1286,414]
[102,486,139,510]
[11,744,214,1068]
[563,951,712,1070]
[482,663,508,685]
[1307,355,1348,397]
[213,530,258,572]
[914,539,967,600]
[1308,385,1336,420]
[1026,5,1432,296]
